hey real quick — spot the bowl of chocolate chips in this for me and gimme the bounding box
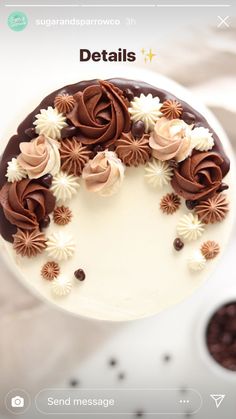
[199,295,236,377]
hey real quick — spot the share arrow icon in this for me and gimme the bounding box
[210,394,225,408]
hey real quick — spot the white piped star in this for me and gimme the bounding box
[46,231,75,261]
[128,94,163,132]
[177,213,205,241]
[188,250,206,271]
[191,127,214,152]
[144,159,173,188]
[33,106,67,140]
[6,158,27,182]
[51,275,73,296]
[51,171,80,203]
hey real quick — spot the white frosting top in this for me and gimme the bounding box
[5,157,27,183]
[128,93,163,132]
[191,126,214,151]
[177,213,205,241]
[33,106,68,140]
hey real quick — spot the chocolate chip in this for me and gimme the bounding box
[226,318,236,332]
[69,379,79,387]
[93,144,104,154]
[39,215,50,229]
[163,354,172,362]
[118,372,125,380]
[185,200,197,210]
[221,333,232,345]
[61,126,79,139]
[210,343,222,354]
[74,269,86,281]
[168,159,178,169]
[38,173,53,188]
[109,358,117,367]
[131,120,145,139]
[24,127,36,139]
[124,88,134,102]
[182,112,196,125]
[108,144,115,152]
[222,358,236,370]
[217,183,229,193]
[135,410,144,417]
[173,238,184,251]
[206,301,236,371]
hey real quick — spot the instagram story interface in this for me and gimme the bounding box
[0,0,236,418]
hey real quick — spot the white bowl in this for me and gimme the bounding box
[196,290,236,381]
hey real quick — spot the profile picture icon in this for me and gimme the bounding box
[8,11,28,32]
[11,396,25,408]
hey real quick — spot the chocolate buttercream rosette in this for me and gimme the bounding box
[171,151,227,201]
[0,77,232,307]
[0,179,55,241]
[67,80,131,148]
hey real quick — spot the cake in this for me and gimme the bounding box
[0,77,233,320]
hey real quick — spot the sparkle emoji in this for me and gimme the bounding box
[141,48,156,63]
[146,48,156,62]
